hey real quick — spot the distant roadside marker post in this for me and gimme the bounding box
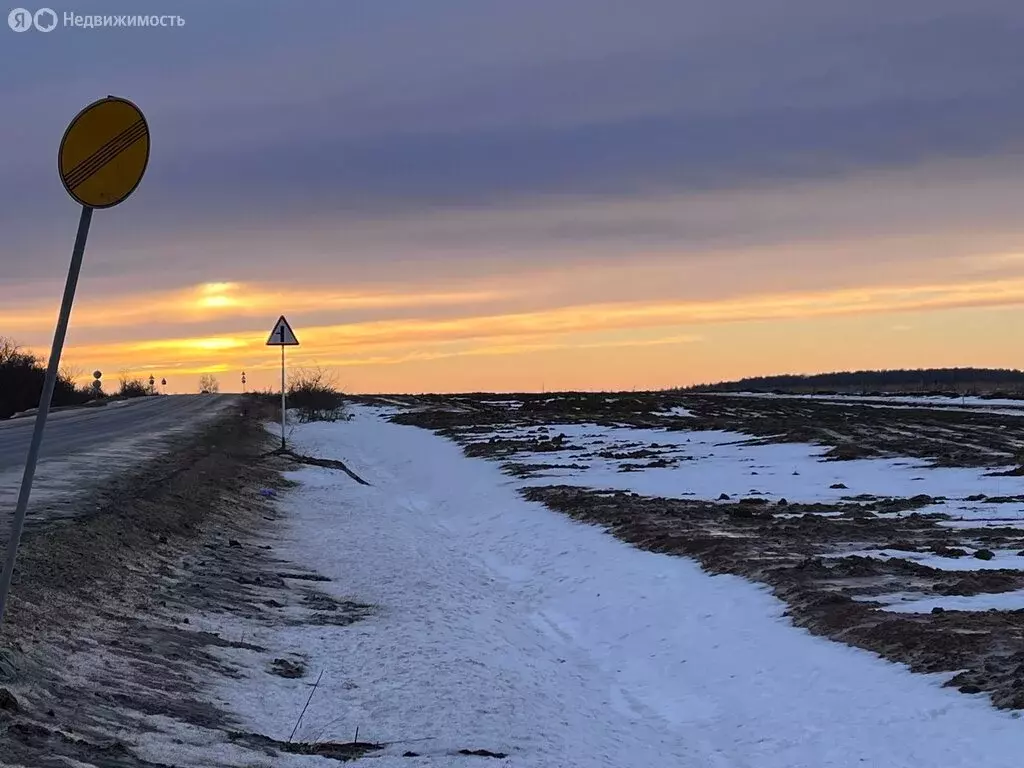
[0,96,150,632]
[266,316,299,450]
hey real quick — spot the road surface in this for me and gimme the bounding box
[0,395,235,472]
[0,395,237,533]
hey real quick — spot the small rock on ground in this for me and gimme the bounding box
[0,687,19,713]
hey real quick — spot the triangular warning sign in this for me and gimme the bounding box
[266,315,300,346]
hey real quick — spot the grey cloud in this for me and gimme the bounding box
[4,0,1024,291]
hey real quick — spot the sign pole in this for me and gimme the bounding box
[281,344,287,450]
[266,314,299,452]
[0,205,93,629]
[0,95,149,634]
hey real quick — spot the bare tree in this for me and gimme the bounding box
[60,363,84,384]
[198,373,220,393]
[0,337,31,366]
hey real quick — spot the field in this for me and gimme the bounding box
[362,391,1024,710]
[8,392,1024,766]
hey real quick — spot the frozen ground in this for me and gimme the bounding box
[464,420,1024,517]
[715,391,1024,410]
[859,589,1024,614]
[828,549,1024,571]
[143,407,1024,767]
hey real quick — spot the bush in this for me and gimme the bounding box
[0,337,88,419]
[288,367,348,423]
[247,386,277,401]
[118,376,150,398]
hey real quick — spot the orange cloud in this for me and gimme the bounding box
[51,272,1024,386]
[0,281,513,335]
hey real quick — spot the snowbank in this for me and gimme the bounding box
[175,407,1024,767]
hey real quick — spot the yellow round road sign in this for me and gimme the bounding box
[58,96,150,209]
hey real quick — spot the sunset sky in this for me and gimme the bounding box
[4,1,1024,393]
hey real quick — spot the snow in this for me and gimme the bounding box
[939,518,1024,530]
[861,590,1024,614]
[482,399,525,409]
[653,405,694,417]
[827,549,1024,571]
[702,391,1024,418]
[474,421,1024,509]
[149,407,1024,767]
[712,391,1024,409]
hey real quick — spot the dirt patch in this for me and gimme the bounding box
[282,449,370,485]
[463,434,571,459]
[0,686,17,712]
[269,656,308,679]
[502,462,591,478]
[459,748,509,758]
[823,443,879,461]
[228,731,382,762]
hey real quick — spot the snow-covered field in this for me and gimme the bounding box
[141,406,1024,767]
[461,419,1024,523]
[829,548,1024,571]
[716,391,1024,411]
[859,589,1024,614]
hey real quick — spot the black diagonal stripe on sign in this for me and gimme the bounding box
[65,125,147,191]
[64,124,148,191]
[64,121,147,190]
[64,118,145,182]
[64,119,147,190]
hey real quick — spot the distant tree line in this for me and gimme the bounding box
[680,368,1024,396]
[0,337,88,420]
[0,336,171,420]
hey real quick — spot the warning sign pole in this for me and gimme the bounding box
[0,95,150,633]
[280,344,286,450]
[0,206,92,628]
[266,315,300,452]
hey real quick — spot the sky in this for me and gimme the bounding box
[4,1,1024,393]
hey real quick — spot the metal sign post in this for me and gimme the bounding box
[266,315,300,451]
[281,347,286,449]
[0,96,150,632]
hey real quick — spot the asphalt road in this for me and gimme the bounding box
[0,395,235,473]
